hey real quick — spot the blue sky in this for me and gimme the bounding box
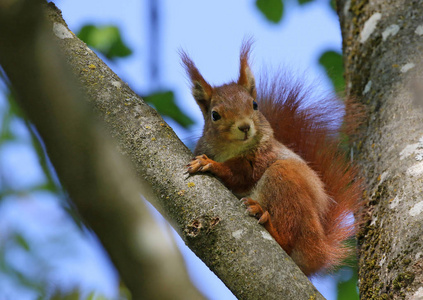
[0,0,346,299]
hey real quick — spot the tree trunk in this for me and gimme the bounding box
[337,0,423,298]
[0,1,324,299]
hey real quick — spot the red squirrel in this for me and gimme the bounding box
[182,41,362,276]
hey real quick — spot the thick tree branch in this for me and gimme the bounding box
[0,1,202,299]
[0,1,324,299]
[337,0,423,298]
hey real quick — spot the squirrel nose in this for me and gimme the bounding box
[238,124,250,133]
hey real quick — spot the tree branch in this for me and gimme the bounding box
[337,0,423,298]
[0,1,202,299]
[0,0,324,299]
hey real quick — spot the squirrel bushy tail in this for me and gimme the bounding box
[258,72,363,271]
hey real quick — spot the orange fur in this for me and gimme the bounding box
[258,73,364,273]
[182,41,363,276]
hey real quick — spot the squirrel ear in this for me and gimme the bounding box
[238,40,257,99]
[180,50,213,116]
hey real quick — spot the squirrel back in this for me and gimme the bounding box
[183,41,363,275]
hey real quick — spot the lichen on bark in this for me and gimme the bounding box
[337,0,423,298]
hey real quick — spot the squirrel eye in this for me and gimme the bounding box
[253,101,258,110]
[211,111,221,121]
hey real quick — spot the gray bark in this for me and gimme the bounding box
[0,1,203,299]
[0,0,324,299]
[337,0,423,298]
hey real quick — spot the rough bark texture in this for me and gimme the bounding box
[0,1,203,299]
[337,0,423,298]
[0,1,324,299]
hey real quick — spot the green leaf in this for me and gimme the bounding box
[119,283,132,300]
[318,50,345,94]
[86,291,110,300]
[31,182,57,193]
[14,234,30,251]
[298,0,314,5]
[144,91,194,128]
[1,92,24,143]
[255,0,284,23]
[77,25,132,60]
[0,107,13,142]
[51,289,81,300]
[7,91,25,118]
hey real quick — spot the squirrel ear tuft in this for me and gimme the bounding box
[238,39,256,99]
[180,50,213,115]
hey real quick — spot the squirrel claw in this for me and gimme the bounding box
[258,211,270,225]
[242,197,265,220]
[186,154,214,174]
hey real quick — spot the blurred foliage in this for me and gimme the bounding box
[297,0,337,11]
[77,24,193,129]
[330,0,336,11]
[1,92,23,143]
[50,290,82,300]
[0,232,46,298]
[50,288,130,300]
[257,0,337,23]
[77,25,132,60]
[144,90,195,128]
[14,233,31,251]
[337,268,359,300]
[318,50,345,95]
[335,239,359,299]
[1,91,61,196]
[255,0,284,23]
[298,0,314,4]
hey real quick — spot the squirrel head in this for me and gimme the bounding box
[181,41,274,160]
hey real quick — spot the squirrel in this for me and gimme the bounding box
[182,41,362,276]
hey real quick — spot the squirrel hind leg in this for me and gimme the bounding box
[243,195,328,276]
[242,197,285,250]
[242,197,265,218]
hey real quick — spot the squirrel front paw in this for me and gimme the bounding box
[187,154,214,174]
